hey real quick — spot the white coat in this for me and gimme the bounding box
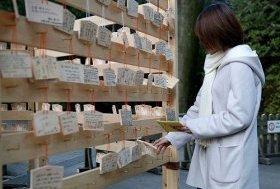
[165,45,265,189]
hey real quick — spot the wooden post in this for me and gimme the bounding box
[267,114,274,155]
[258,114,271,165]
[162,147,179,189]
[162,0,179,188]
[274,114,279,154]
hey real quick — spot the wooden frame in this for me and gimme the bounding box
[0,0,178,188]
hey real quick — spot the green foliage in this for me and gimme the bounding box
[263,63,280,113]
[230,0,280,58]
[230,0,280,113]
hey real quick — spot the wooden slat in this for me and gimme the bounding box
[162,145,179,189]
[0,15,169,71]
[1,79,170,102]
[1,111,33,121]
[55,0,168,41]
[169,0,178,116]
[149,0,169,10]
[274,114,279,154]
[62,150,171,189]
[267,114,273,155]
[96,140,136,152]
[0,11,16,26]
[1,117,164,164]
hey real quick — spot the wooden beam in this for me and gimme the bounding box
[0,11,16,26]
[149,0,168,10]
[1,79,170,103]
[1,111,33,121]
[0,117,164,164]
[0,16,169,71]
[62,150,171,189]
[162,138,179,189]
[55,0,168,41]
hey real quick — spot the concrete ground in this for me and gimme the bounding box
[107,158,280,189]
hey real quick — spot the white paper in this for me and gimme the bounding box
[147,73,154,87]
[135,105,152,116]
[166,107,176,121]
[166,75,179,89]
[83,104,95,111]
[117,147,132,168]
[112,105,117,114]
[97,0,112,6]
[84,66,100,85]
[75,104,81,112]
[142,5,154,21]
[30,165,64,189]
[122,104,131,111]
[117,0,126,11]
[79,20,98,43]
[97,26,112,47]
[0,51,32,78]
[131,144,142,162]
[152,11,163,27]
[59,112,79,135]
[52,104,63,112]
[33,111,60,137]
[100,152,118,174]
[58,62,84,83]
[134,70,144,85]
[103,67,116,86]
[153,74,167,89]
[33,56,58,80]
[151,106,164,117]
[119,109,133,126]
[117,68,135,86]
[1,104,8,111]
[133,33,142,50]
[127,0,138,18]
[42,103,51,111]
[55,9,76,34]
[25,0,63,26]
[165,47,174,61]
[137,140,157,157]
[155,41,166,55]
[0,42,7,50]
[83,111,103,130]
[141,38,152,52]
[11,102,27,111]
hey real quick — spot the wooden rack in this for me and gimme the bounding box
[0,0,179,188]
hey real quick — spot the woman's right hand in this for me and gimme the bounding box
[153,137,171,155]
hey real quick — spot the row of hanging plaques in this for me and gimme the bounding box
[23,0,174,60]
[18,102,176,136]
[30,139,159,189]
[24,0,173,30]
[0,51,179,89]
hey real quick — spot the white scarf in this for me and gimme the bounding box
[197,51,226,147]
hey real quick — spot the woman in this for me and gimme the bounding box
[154,3,265,189]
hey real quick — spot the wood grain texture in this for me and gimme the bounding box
[0,117,165,164]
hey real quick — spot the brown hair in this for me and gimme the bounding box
[195,3,244,52]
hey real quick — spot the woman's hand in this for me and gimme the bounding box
[176,124,193,134]
[153,137,171,155]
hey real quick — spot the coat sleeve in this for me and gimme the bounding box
[186,63,257,138]
[164,88,202,149]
